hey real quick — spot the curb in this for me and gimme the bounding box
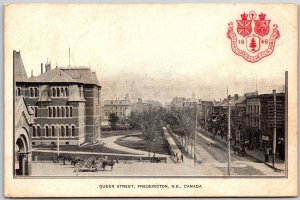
[245,151,285,172]
[199,129,285,172]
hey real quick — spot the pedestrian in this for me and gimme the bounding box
[62,156,66,165]
[265,147,269,162]
[176,154,179,163]
[181,154,184,162]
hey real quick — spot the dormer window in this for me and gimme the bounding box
[29,87,38,97]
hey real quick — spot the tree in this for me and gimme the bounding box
[249,37,257,52]
[108,113,119,130]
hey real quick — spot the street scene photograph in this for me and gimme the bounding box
[11,5,289,177]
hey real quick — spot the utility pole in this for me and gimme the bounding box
[227,87,231,176]
[69,48,71,66]
[272,90,277,167]
[194,102,197,166]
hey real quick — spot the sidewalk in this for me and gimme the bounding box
[245,149,285,171]
[197,127,286,172]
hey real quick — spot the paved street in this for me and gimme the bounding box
[31,131,284,177]
[194,130,284,176]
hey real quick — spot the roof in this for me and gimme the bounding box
[14,51,28,82]
[60,68,101,86]
[103,99,130,106]
[28,68,76,83]
[26,67,101,87]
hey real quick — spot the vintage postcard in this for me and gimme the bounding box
[4,3,298,197]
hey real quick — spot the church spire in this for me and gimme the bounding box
[13,50,28,82]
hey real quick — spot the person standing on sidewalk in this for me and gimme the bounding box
[265,147,270,162]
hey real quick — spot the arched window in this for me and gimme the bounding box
[53,107,56,117]
[34,88,38,97]
[45,126,49,137]
[30,88,34,97]
[61,126,65,137]
[37,126,41,137]
[16,88,21,96]
[70,107,72,117]
[32,126,36,137]
[61,88,64,97]
[66,126,69,137]
[48,107,52,117]
[71,126,75,136]
[66,107,69,117]
[62,107,65,117]
[57,88,60,97]
[52,88,56,97]
[51,126,55,137]
[57,107,60,117]
[65,88,69,97]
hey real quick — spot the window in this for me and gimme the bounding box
[30,88,34,97]
[70,107,72,117]
[16,88,21,96]
[48,107,52,117]
[61,88,64,97]
[61,126,65,137]
[66,107,69,117]
[57,88,60,97]
[34,88,38,97]
[37,126,41,137]
[34,107,38,117]
[62,107,65,117]
[51,126,55,137]
[71,126,75,136]
[53,107,56,117]
[52,88,56,97]
[65,88,69,97]
[66,126,69,137]
[45,126,49,137]
[57,107,60,117]
[33,126,36,137]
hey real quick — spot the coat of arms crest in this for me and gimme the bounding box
[227,11,280,63]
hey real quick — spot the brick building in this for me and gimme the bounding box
[14,50,102,146]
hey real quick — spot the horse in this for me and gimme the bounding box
[71,157,84,166]
[101,160,118,171]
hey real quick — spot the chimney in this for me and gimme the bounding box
[234,94,239,100]
[41,63,43,74]
[273,89,276,94]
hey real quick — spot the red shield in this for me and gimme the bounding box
[254,20,270,37]
[236,20,252,37]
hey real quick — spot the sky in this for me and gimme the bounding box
[5,4,296,104]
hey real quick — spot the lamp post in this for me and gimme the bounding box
[56,126,60,156]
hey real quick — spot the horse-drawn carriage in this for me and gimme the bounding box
[71,157,118,172]
[232,146,246,156]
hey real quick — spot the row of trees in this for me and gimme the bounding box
[127,105,202,156]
